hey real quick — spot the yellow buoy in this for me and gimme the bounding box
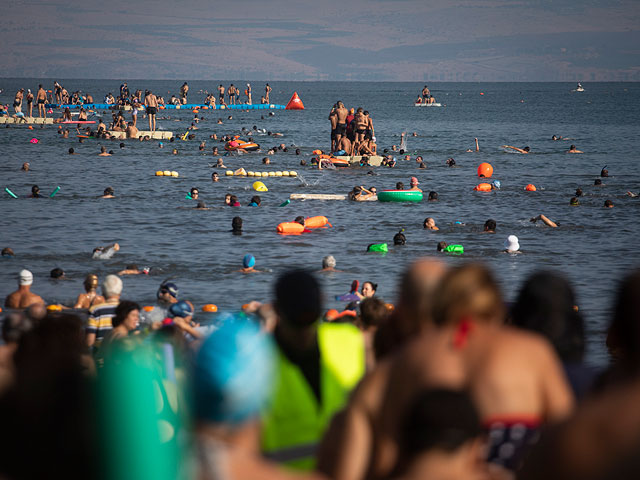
[253,181,268,192]
[163,170,171,176]
[202,304,218,312]
[234,168,247,176]
[155,171,164,176]
[268,171,276,177]
[290,171,298,177]
[46,304,62,312]
[225,170,233,176]
[261,172,269,177]
[171,171,179,177]
[248,171,255,177]
[282,171,290,176]
[276,171,283,176]
[220,105,225,110]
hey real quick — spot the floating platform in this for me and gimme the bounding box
[414,103,442,107]
[335,155,384,167]
[107,130,173,140]
[290,193,347,201]
[46,103,286,111]
[0,116,54,124]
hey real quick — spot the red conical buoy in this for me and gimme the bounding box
[285,92,304,110]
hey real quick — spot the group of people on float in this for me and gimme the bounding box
[416,84,438,104]
[205,83,273,107]
[329,101,377,156]
[2,258,640,480]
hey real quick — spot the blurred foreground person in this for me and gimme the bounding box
[261,270,365,470]
[192,317,326,480]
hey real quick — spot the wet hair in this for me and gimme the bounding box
[50,268,65,279]
[229,194,238,205]
[300,159,307,166]
[231,216,243,231]
[510,271,584,363]
[362,281,378,294]
[570,197,580,205]
[570,145,576,150]
[601,167,609,177]
[68,148,75,154]
[575,188,583,197]
[294,216,305,225]
[190,187,199,195]
[295,149,301,155]
[31,185,40,194]
[604,199,614,208]
[428,191,438,201]
[594,179,602,186]
[104,186,114,196]
[523,146,530,152]
[196,201,207,209]
[400,389,481,457]
[393,229,406,245]
[484,219,497,232]
[437,241,448,251]
[275,270,322,327]
[112,300,140,328]
[432,264,504,327]
[396,182,404,190]
[119,143,125,148]
[250,195,261,205]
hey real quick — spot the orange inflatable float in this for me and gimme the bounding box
[474,183,493,192]
[477,162,493,178]
[277,222,305,234]
[525,184,537,191]
[285,92,305,110]
[304,216,332,228]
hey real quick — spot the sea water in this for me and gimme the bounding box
[1,79,639,366]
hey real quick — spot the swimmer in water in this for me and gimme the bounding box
[117,264,150,275]
[502,145,530,154]
[446,157,456,167]
[530,214,558,228]
[239,254,261,273]
[92,242,120,259]
[231,216,243,234]
[74,273,105,308]
[211,172,219,182]
[466,138,480,152]
[604,199,614,208]
[393,229,407,245]
[194,201,209,210]
[320,255,342,273]
[189,187,199,200]
[215,158,226,168]
[408,177,422,192]
[567,145,583,153]
[100,187,115,198]
[428,191,438,201]
[423,217,439,231]
[21,162,30,171]
[5,269,44,309]
[98,146,111,156]
[29,185,42,198]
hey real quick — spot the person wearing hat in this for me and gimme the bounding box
[408,177,422,193]
[504,235,521,253]
[141,280,181,327]
[163,300,203,339]
[4,269,44,309]
[74,274,105,309]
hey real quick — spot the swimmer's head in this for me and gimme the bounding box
[575,188,583,197]
[601,167,609,177]
[322,255,336,269]
[104,186,114,196]
[18,269,33,286]
[428,191,438,201]
[21,162,30,171]
[446,157,456,167]
[68,148,74,154]
[31,185,39,195]
[594,179,602,186]
[243,254,256,269]
[492,180,501,189]
[523,146,530,152]
[232,216,243,231]
[50,267,65,279]
[2,247,15,257]
[84,274,98,290]
[570,197,580,206]
[294,216,305,226]
[169,300,194,319]
[604,199,614,208]
[484,219,497,232]
[158,281,178,300]
[437,241,448,252]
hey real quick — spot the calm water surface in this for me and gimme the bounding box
[1,79,639,366]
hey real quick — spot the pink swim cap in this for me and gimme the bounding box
[30,138,38,144]
[229,140,238,147]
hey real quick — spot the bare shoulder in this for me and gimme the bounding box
[493,326,556,358]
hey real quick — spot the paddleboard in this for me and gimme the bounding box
[414,103,442,107]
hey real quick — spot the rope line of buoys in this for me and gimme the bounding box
[225,170,297,177]
[155,171,180,177]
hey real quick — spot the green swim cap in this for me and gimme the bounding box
[367,243,388,253]
[444,245,464,254]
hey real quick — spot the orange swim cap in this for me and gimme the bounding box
[525,184,537,191]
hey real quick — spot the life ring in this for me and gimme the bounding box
[474,183,492,192]
[304,216,332,228]
[377,190,423,202]
[277,222,305,235]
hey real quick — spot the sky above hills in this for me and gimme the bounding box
[3,0,639,81]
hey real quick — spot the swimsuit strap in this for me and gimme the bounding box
[453,317,474,350]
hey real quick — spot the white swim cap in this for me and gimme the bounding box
[504,235,520,252]
[19,269,33,286]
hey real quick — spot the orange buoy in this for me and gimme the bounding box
[477,162,493,178]
[474,183,492,192]
[285,92,305,110]
[525,184,537,191]
[277,222,305,234]
[202,304,218,312]
[304,216,332,228]
[143,305,154,312]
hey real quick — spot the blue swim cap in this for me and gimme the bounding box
[493,180,501,189]
[192,316,275,424]
[243,254,256,268]
[169,300,194,318]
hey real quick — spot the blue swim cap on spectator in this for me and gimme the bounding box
[192,316,275,424]
[243,254,256,268]
[493,180,501,189]
[169,300,194,318]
